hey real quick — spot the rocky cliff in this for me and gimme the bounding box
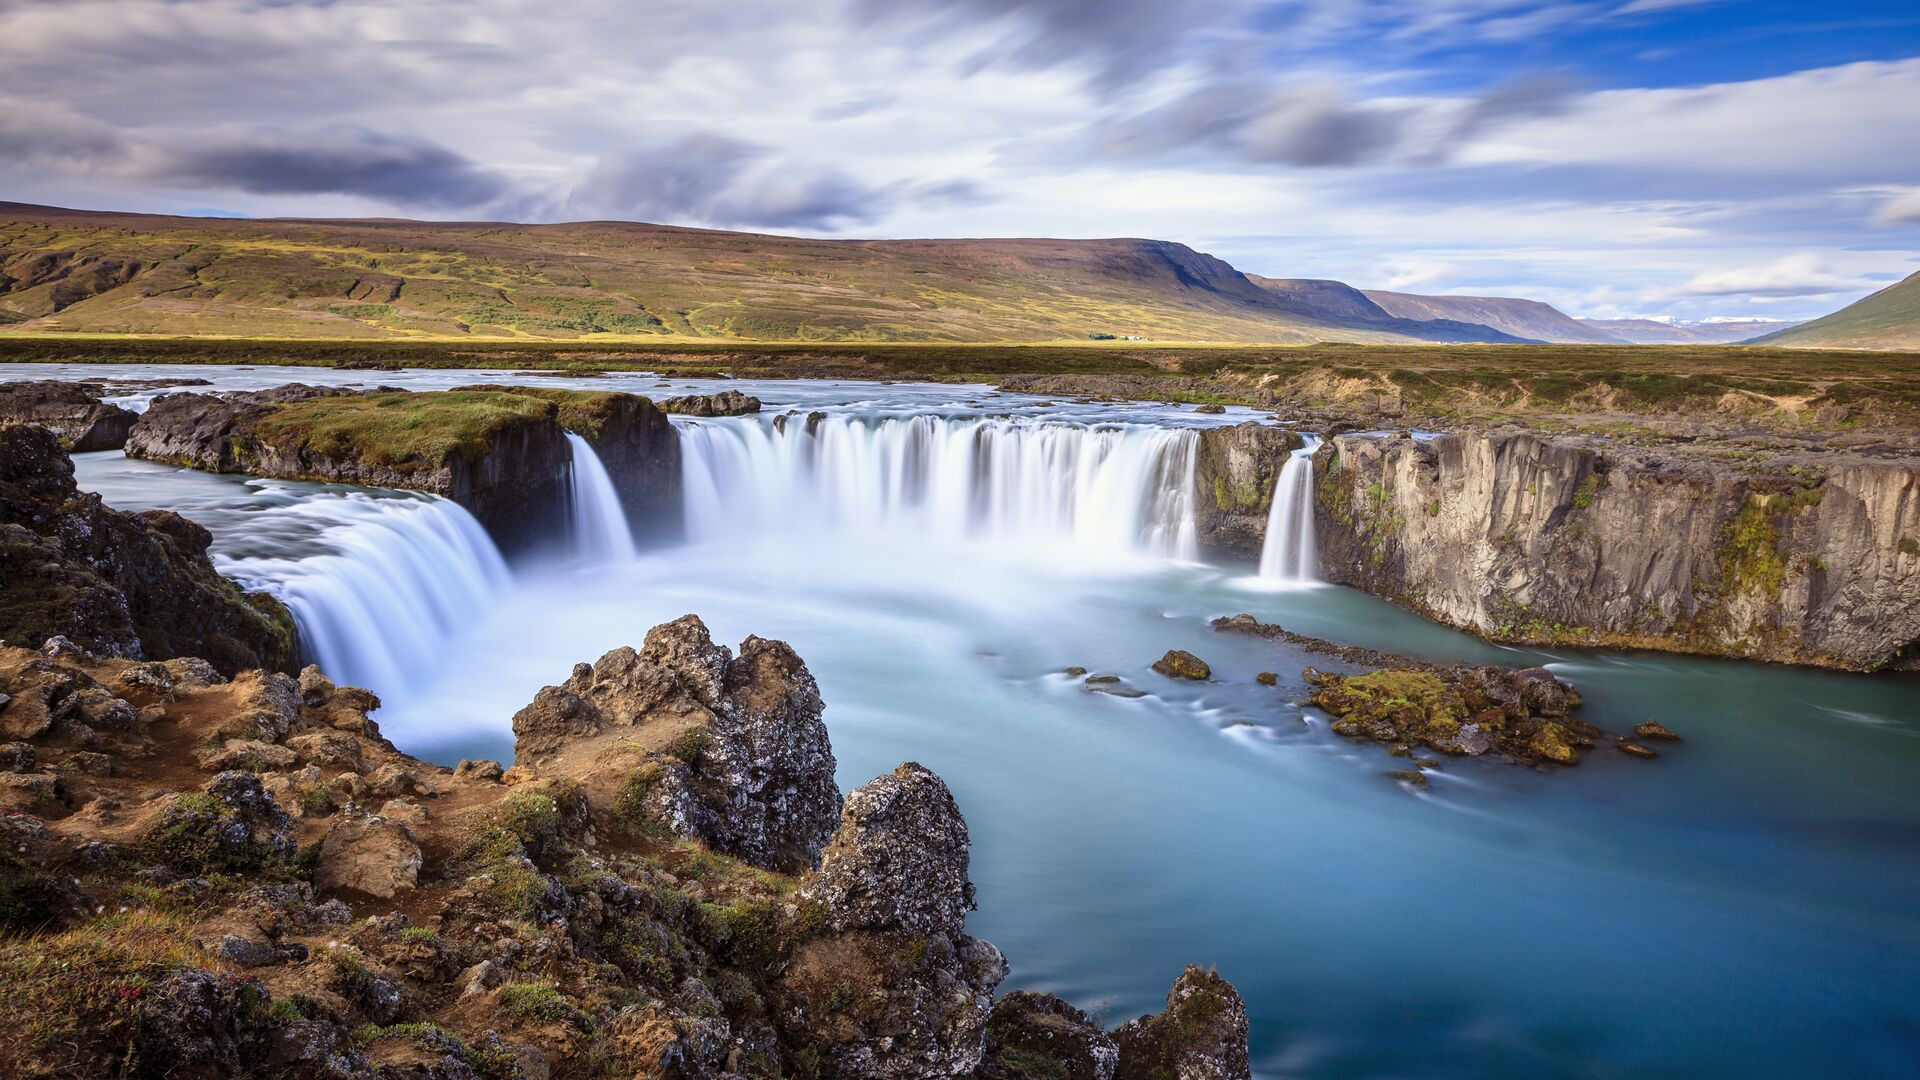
[0,612,1250,1079]
[126,385,680,554]
[1192,422,1304,556]
[0,425,295,676]
[1314,431,1920,670]
[0,379,138,450]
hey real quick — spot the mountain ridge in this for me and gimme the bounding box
[0,202,1532,345]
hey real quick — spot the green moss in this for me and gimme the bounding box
[140,792,288,875]
[1720,493,1789,601]
[1901,537,1920,557]
[1571,474,1604,510]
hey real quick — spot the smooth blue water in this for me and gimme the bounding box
[48,364,1920,1078]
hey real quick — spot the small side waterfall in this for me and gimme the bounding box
[218,494,510,707]
[565,433,636,562]
[1257,437,1321,582]
[678,414,1199,558]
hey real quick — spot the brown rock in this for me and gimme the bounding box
[1113,966,1251,1080]
[314,815,422,899]
[1635,720,1681,741]
[1151,650,1211,680]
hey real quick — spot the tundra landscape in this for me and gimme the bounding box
[3,2,1920,1079]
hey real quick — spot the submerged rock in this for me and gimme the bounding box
[1307,665,1597,767]
[1151,650,1211,681]
[1635,720,1681,741]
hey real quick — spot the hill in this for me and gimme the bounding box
[1580,317,1804,344]
[1750,272,1920,349]
[0,202,1525,345]
[1246,277,1536,343]
[1364,290,1619,344]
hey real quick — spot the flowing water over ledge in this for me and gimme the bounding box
[33,365,1920,1078]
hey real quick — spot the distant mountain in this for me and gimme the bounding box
[0,202,1523,345]
[1363,290,1619,344]
[1580,317,1805,345]
[1246,277,1537,344]
[1750,272,1920,349]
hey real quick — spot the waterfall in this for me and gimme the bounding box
[565,433,636,562]
[218,493,510,708]
[678,414,1200,558]
[1257,438,1321,582]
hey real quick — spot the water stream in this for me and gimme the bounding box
[21,364,1920,1079]
[566,432,637,563]
[1257,437,1321,582]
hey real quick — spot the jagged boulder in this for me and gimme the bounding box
[0,380,139,450]
[0,424,296,675]
[511,614,840,872]
[801,762,975,936]
[1113,966,1251,1080]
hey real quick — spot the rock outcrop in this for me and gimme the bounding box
[127,385,680,554]
[0,613,1253,1080]
[1112,966,1252,1080]
[0,379,139,450]
[512,614,840,873]
[0,424,295,675]
[657,389,762,417]
[1314,431,1920,670]
[1193,422,1304,556]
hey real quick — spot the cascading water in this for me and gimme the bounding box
[1257,437,1321,582]
[677,414,1200,559]
[565,433,636,562]
[218,494,510,708]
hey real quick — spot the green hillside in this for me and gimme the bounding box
[0,203,1512,346]
[1754,271,1920,349]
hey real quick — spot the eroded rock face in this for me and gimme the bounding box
[1113,966,1252,1080]
[0,380,139,450]
[511,614,840,872]
[1315,431,1920,670]
[1193,422,1304,556]
[0,424,296,675]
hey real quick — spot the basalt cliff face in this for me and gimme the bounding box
[1192,422,1303,556]
[1313,431,1920,670]
[125,386,680,554]
[0,424,294,676]
[0,613,1250,1080]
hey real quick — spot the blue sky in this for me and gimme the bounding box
[2,0,1917,321]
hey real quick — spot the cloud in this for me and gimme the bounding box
[0,107,508,209]
[143,127,508,208]
[1674,254,1878,298]
[1876,190,1920,226]
[568,134,891,230]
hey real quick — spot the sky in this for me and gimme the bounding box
[2,0,1918,321]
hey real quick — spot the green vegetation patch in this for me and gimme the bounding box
[250,390,554,469]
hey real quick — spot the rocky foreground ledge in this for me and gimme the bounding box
[0,613,1251,1080]
[123,384,686,555]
